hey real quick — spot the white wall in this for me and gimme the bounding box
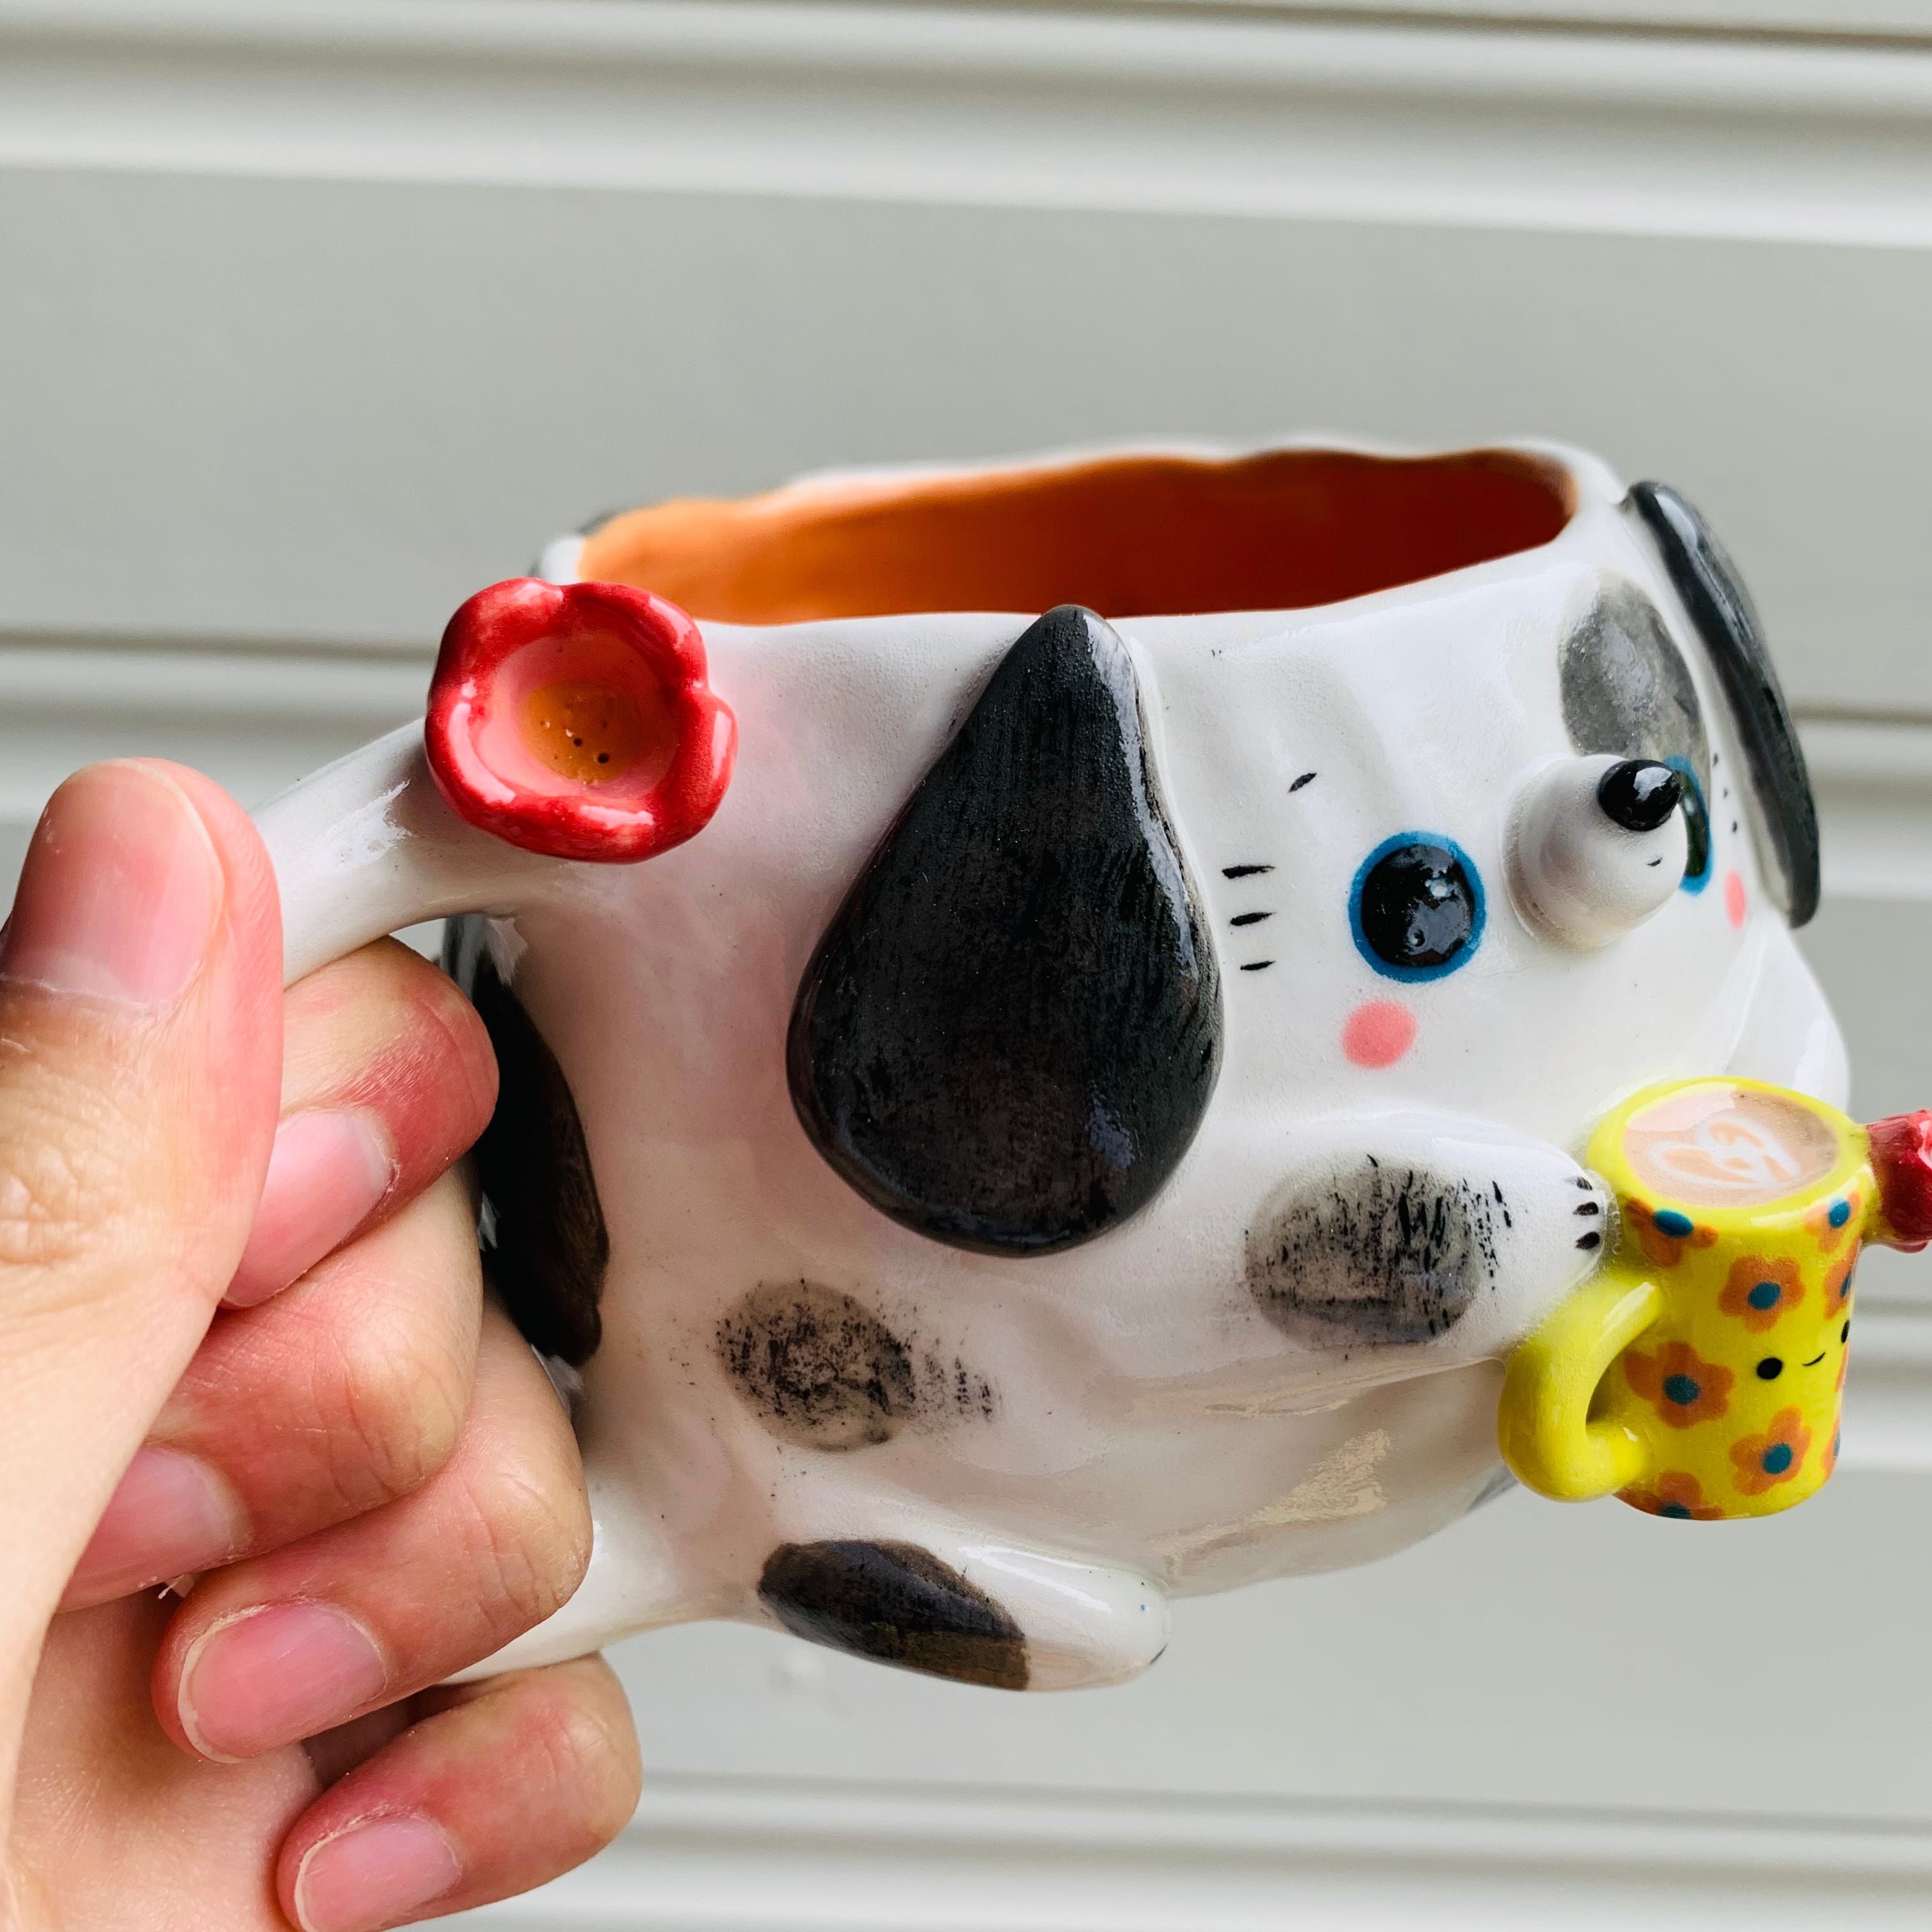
[4,4,1931,1924]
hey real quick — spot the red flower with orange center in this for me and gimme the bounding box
[1730,1406,1812,1495]
[425,577,737,864]
[1621,1471,1726,1521]
[1624,1341,1734,1429]
[1718,1255,1804,1333]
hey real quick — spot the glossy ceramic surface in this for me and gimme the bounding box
[256,440,1864,1691]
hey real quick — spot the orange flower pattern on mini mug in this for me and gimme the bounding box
[1821,1253,1857,1321]
[1805,1188,1860,1257]
[1730,1406,1813,1496]
[1719,1254,1804,1332]
[1625,1340,1735,1428]
[1624,1201,1719,1269]
[1621,1471,1725,1521]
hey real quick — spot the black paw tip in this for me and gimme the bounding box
[758,1540,1029,1690]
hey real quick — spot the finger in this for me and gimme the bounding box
[228,939,495,1310]
[62,1170,483,1611]
[279,1658,640,1932]
[0,762,281,1694]
[156,1302,590,1761]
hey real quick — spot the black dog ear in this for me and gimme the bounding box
[1629,482,1820,926]
[788,604,1223,1255]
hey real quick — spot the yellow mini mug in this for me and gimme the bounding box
[1501,1078,1932,1521]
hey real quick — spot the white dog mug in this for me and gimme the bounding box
[254,440,1866,1692]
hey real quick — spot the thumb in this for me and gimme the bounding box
[0,763,282,1705]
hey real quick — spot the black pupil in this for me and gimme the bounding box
[1359,843,1476,971]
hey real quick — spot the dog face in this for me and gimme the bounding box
[785,480,1827,1263]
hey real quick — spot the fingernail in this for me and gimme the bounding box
[179,1601,388,1761]
[0,762,222,1009]
[293,1815,463,1932]
[226,1108,396,1308]
[63,1446,242,1609]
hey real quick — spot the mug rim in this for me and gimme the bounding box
[1586,1075,1867,1234]
[540,436,1607,629]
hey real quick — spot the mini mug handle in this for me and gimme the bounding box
[254,579,737,985]
[1497,1268,1664,1501]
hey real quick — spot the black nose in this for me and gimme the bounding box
[1597,759,1682,833]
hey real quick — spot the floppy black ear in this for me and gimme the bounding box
[788,604,1223,1255]
[1629,482,1820,926]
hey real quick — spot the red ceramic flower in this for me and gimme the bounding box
[1620,1471,1725,1521]
[1869,1110,1932,1252]
[1624,1341,1734,1429]
[425,578,736,863]
[1730,1406,1812,1496]
[1718,1254,1803,1333]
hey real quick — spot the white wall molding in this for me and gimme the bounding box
[4,0,1932,246]
[456,1774,1932,1928]
[1114,0,1932,38]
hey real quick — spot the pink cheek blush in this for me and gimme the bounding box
[1724,870,1747,929]
[1342,1000,1416,1069]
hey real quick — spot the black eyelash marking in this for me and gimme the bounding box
[1223,864,1273,879]
[1573,1177,1594,1190]
[1574,1200,1600,1216]
[1240,960,1275,972]
[1289,771,1317,792]
[1229,912,1273,927]
[1576,1232,1601,1250]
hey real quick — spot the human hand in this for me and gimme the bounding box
[0,762,640,1931]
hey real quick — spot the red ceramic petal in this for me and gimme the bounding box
[1869,1108,1932,1251]
[425,578,736,863]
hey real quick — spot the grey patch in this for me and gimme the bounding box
[719,1282,914,1450]
[1246,1162,1502,1347]
[1560,579,1709,792]
[718,1281,995,1451]
[759,1539,1029,1690]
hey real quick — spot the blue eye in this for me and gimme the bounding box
[1666,756,1712,893]
[1349,834,1485,982]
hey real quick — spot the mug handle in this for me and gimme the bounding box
[254,578,737,984]
[1498,1269,1663,1501]
[255,721,562,984]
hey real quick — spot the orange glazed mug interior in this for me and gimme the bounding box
[575,447,1577,624]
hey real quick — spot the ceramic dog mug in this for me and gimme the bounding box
[1501,1078,1932,1519]
[254,440,1932,1692]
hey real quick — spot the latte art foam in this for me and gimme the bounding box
[1622,1083,1839,1208]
